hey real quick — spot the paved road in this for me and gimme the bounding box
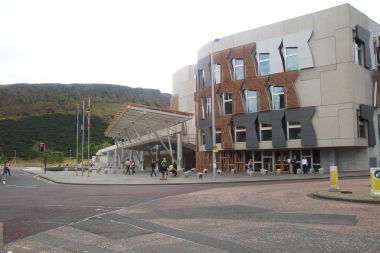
[2,169,379,252]
[0,169,220,244]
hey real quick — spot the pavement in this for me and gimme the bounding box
[22,167,380,205]
[4,177,380,253]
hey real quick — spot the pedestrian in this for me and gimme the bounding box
[247,159,253,172]
[125,159,131,175]
[291,156,298,174]
[2,160,11,176]
[160,157,168,180]
[131,160,136,175]
[150,159,157,177]
[170,162,178,177]
[302,157,308,174]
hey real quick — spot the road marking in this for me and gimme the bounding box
[45,204,64,207]
[6,185,38,188]
[39,221,68,225]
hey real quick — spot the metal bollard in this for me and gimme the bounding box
[329,166,340,192]
[370,168,380,198]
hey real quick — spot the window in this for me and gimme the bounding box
[271,86,285,110]
[243,90,257,112]
[353,35,362,65]
[215,129,221,144]
[284,47,298,71]
[234,126,246,142]
[357,110,366,138]
[221,93,233,115]
[288,121,301,140]
[214,64,221,84]
[312,150,320,170]
[200,130,206,145]
[258,53,270,76]
[198,69,205,89]
[201,97,211,119]
[231,58,244,80]
[260,124,272,141]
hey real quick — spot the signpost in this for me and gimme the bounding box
[370,168,380,198]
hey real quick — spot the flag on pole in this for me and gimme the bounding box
[74,110,78,133]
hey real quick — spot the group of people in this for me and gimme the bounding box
[246,156,310,174]
[150,157,177,180]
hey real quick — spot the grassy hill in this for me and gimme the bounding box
[0,83,171,160]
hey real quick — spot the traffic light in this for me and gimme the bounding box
[39,143,45,153]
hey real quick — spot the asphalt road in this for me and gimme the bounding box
[2,169,379,252]
[0,169,219,244]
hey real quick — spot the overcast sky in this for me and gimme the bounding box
[0,0,379,93]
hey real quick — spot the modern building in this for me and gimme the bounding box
[194,4,380,173]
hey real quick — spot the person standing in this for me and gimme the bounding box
[160,157,168,180]
[291,156,298,175]
[247,159,253,172]
[131,160,136,175]
[302,157,308,174]
[150,159,157,177]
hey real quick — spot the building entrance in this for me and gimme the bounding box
[274,151,291,174]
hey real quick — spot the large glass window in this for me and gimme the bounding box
[260,124,272,141]
[357,110,366,138]
[258,53,270,76]
[221,93,233,115]
[201,97,211,119]
[288,121,301,140]
[231,58,244,80]
[243,90,257,112]
[272,86,285,110]
[215,129,222,144]
[284,47,298,71]
[198,69,205,89]
[214,64,221,84]
[200,130,206,145]
[354,36,362,66]
[235,126,246,142]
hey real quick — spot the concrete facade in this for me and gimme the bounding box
[193,4,380,173]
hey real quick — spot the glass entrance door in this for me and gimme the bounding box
[274,151,290,174]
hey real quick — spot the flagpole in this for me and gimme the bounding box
[87,97,91,162]
[76,104,79,169]
[82,100,85,163]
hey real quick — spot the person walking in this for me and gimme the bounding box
[247,159,253,172]
[2,160,11,176]
[131,160,136,175]
[125,159,131,175]
[160,157,168,180]
[150,159,157,177]
[302,157,308,174]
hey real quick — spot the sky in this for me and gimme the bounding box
[0,0,379,94]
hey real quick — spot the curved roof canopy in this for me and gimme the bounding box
[105,103,193,140]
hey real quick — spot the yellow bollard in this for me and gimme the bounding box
[329,166,340,192]
[370,168,380,198]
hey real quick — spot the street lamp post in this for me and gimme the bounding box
[211,38,220,181]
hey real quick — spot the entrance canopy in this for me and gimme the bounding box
[105,102,193,140]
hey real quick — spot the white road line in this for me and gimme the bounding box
[6,185,38,188]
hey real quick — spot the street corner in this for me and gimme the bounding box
[312,188,380,204]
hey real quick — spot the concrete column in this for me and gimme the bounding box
[177,133,183,168]
[107,151,109,167]
[156,145,160,171]
[114,149,117,169]
[121,148,124,165]
[329,149,336,167]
